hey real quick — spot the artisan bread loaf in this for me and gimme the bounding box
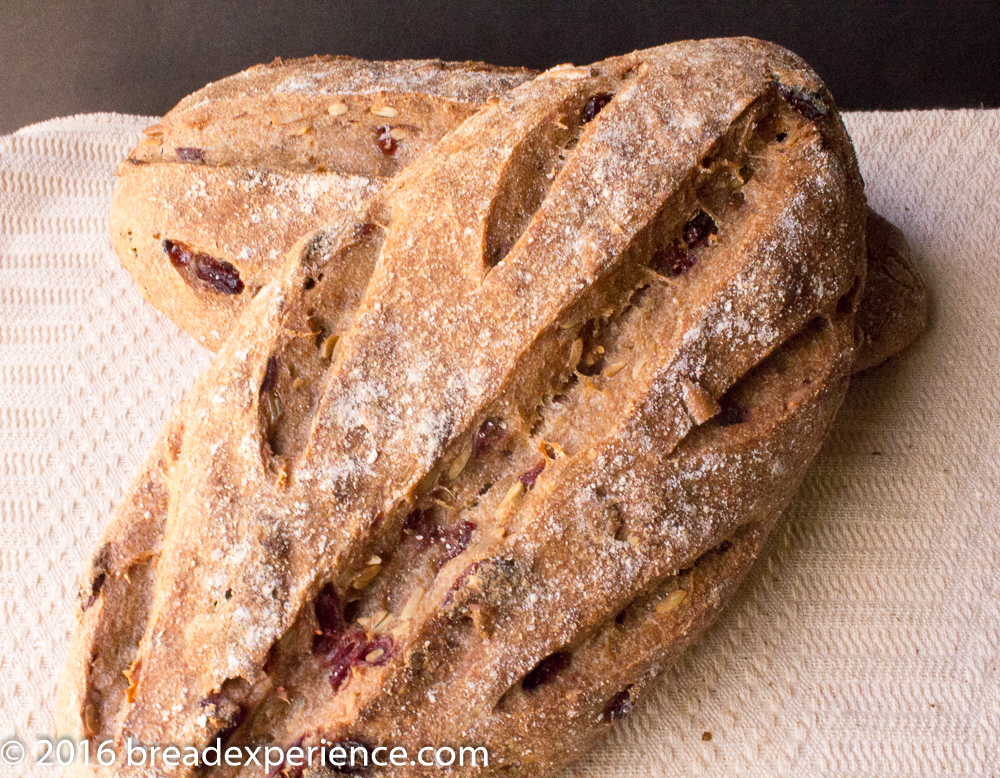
[64,38,902,778]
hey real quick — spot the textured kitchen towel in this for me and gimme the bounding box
[0,109,998,777]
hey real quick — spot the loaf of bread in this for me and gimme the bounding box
[110,57,926,366]
[63,38,923,778]
[852,209,929,372]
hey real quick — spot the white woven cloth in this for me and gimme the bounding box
[1,109,997,776]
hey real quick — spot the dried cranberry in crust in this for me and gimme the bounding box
[522,651,571,692]
[323,630,395,690]
[673,250,697,275]
[195,254,245,295]
[474,416,508,458]
[651,244,696,277]
[375,125,397,155]
[324,631,369,690]
[442,520,476,561]
[260,355,280,395]
[403,507,430,532]
[404,510,475,559]
[175,147,204,162]
[582,92,613,124]
[163,239,192,268]
[162,239,245,295]
[519,461,545,488]
[314,583,345,636]
[605,685,635,721]
[403,507,438,547]
[356,222,379,238]
[682,210,718,248]
[775,81,828,122]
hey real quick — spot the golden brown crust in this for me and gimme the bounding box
[64,38,883,778]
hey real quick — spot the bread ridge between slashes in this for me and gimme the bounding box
[63,38,896,778]
[110,55,926,363]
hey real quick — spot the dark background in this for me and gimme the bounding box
[2,0,999,135]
